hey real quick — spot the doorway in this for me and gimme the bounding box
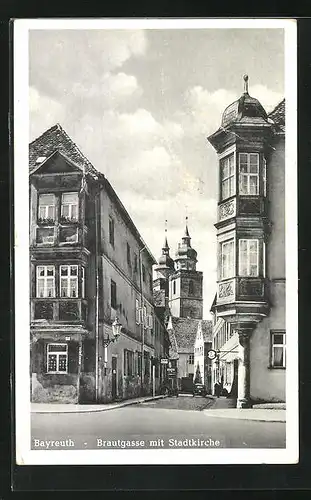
[111,356,117,400]
[229,359,238,399]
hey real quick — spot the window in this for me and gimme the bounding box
[127,243,131,266]
[142,264,146,282]
[36,266,55,298]
[271,332,286,368]
[188,354,194,365]
[220,154,235,200]
[109,217,115,246]
[149,273,153,293]
[173,280,176,295]
[239,153,259,195]
[189,280,194,295]
[220,239,234,280]
[38,194,56,222]
[81,266,85,298]
[134,253,138,273]
[61,192,79,221]
[124,349,134,376]
[47,343,68,373]
[143,306,147,328]
[60,265,78,297]
[135,298,140,324]
[239,239,259,277]
[111,280,117,309]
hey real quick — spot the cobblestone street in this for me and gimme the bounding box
[138,395,216,411]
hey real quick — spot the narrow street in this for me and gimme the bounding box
[31,396,286,450]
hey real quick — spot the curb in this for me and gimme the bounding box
[203,411,286,423]
[31,394,167,414]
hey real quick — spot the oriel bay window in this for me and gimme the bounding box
[220,154,235,200]
[220,239,235,280]
[61,192,79,222]
[47,343,68,373]
[36,266,55,298]
[239,153,259,195]
[239,239,259,277]
[60,265,78,297]
[38,194,56,223]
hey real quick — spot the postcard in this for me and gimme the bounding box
[14,18,298,465]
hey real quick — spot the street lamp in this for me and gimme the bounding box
[103,317,122,347]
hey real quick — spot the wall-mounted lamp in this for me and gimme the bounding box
[103,317,122,347]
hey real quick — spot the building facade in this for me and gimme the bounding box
[207,76,285,407]
[193,320,213,392]
[153,226,212,392]
[30,124,170,404]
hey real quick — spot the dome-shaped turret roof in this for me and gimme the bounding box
[175,223,197,270]
[221,75,268,128]
[158,235,175,269]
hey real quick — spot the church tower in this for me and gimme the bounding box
[153,225,175,314]
[168,220,203,319]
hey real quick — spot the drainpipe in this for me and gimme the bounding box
[139,246,146,395]
[95,187,100,403]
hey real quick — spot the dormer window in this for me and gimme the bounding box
[61,192,79,222]
[38,194,55,223]
[220,154,235,201]
[239,153,259,195]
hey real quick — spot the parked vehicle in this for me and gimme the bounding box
[192,383,207,397]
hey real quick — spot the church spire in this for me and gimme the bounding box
[163,219,169,251]
[154,220,175,277]
[183,216,191,243]
[175,217,197,271]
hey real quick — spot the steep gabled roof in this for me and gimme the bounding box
[201,320,213,343]
[167,316,200,354]
[268,98,285,133]
[29,123,157,264]
[29,123,99,178]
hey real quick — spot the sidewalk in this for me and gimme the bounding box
[31,394,166,414]
[203,396,285,422]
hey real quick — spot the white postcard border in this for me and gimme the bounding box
[14,17,298,466]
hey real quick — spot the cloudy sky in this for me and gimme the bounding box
[29,27,284,317]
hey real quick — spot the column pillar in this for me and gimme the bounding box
[237,330,252,408]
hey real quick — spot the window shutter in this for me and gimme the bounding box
[147,314,153,329]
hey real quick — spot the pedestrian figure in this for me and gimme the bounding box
[214,382,221,398]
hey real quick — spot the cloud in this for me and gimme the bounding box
[249,84,283,112]
[183,83,283,137]
[183,86,237,135]
[29,30,148,104]
[29,86,65,140]
[71,71,142,110]
[118,190,218,316]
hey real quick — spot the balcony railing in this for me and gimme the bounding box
[32,298,88,323]
[217,276,267,304]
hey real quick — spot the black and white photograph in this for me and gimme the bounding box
[14,18,298,465]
